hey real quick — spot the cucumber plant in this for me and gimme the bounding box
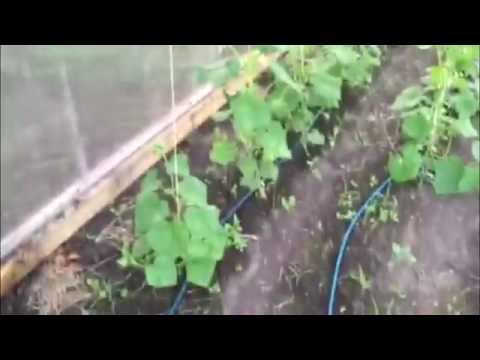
[122,45,383,292]
[205,45,383,197]
[388,45,480,194]
[119,151,246,289]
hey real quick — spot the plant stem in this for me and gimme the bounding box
[300,45,306,82]
[158,151,176,197]
[443,134,453,158]
[429,46,450,159]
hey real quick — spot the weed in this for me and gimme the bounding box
[348,264,372,294]
[281,195,296,212]
[363,193,399,230]
[337,188,361,221]
[389,242,417,267]
[86,277,113,303]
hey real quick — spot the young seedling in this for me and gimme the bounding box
[337,188,361,221]
[363,194,399,230]
[348,264,373,294]
[86,278,113,302]
[281,195,296,212]
[389,242,417,267]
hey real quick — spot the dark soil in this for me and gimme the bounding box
[218,46,479,315]
[2,46,479,315]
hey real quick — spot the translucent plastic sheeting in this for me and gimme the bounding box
[1,45,245,240]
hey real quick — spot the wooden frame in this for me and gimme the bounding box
[1,51,278,297]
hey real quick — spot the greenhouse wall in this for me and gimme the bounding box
[0,45,245,245]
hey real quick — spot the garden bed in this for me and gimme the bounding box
[1,46,478,315]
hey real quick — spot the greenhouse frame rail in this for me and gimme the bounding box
[0,51,278,297]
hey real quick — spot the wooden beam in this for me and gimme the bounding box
[0,51,278,297]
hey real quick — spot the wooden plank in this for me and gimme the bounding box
[0,51,278,297]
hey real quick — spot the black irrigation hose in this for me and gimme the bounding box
[166,113,325,315]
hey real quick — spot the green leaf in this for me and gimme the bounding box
[270,61,303,94]
[269,95,290,119]
[452,89,479,119]
[392,86,424,111]
[145,256,177,288]
[205,232,229,261]
[179,176,208,207]
[388,143,423,183]
[472,140,480,162]
[309,71,342,109]
[256,45,292,54]
[268,85,302,119]
[135,193,169,236]
[401,110,432,142]
[140,169,160,194]
[452,77,470,91]
[210,139,237,166]
[349,53,379,86]
[171,220,189,257]
[308,57,337,76]
[231,90,272,140]
[458,164,480,193]
[259,159,279,182]
[341,59,373,87]
[433,156,465,195]
[145,220,179,257]
[186,259,217,288]
[165,153,190,178]
[324,45,359,65]
[184,206,222,240]
[187,239,210,258]
[238,156,262,190]
[452,116,478,138]
[306,129,326,145]
[256,122,291,162]
[445,45,480,75]
[290,106,314,132]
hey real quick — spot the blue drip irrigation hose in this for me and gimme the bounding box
[166,279,188,315]
[327,177,392,315]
